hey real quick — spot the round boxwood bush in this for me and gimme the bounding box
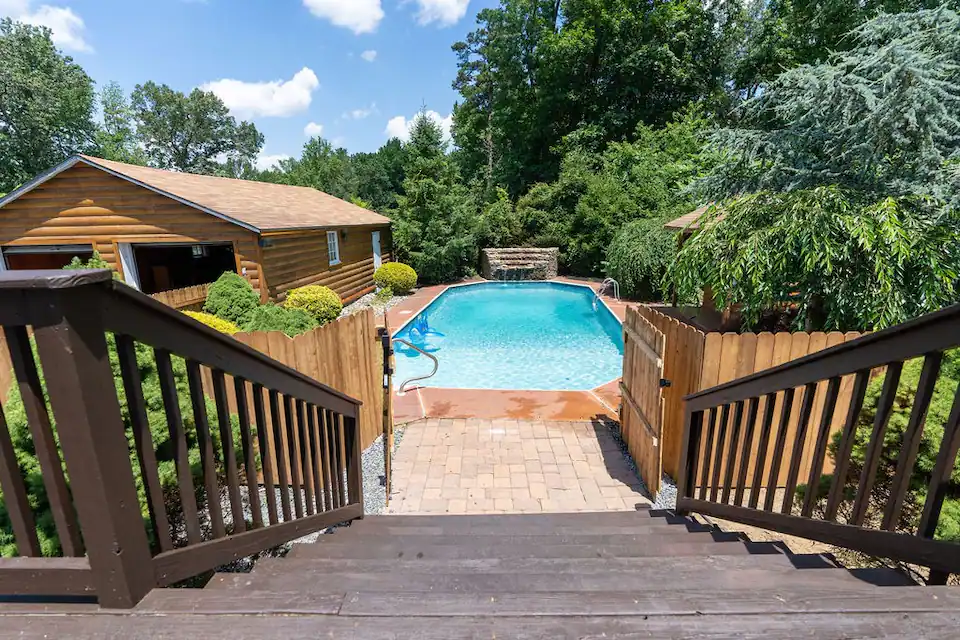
[374,263,417,295]
[284,285,343,325]
[183,311,241,335]
[243,304,318,337]
[204,272,260,327]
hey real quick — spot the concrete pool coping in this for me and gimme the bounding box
[384,277,633,424]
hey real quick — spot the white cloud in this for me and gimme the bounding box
[256,153,291,171]
[360,49,377,62]
[414,0,469,26]
[302,0,383,34]
[385,110,453,142]
[201,67,319,119]
[304,121,324,137]
[343,103,377,120]
[1,1,93,52]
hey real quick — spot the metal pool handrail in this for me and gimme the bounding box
[395,339,439,393]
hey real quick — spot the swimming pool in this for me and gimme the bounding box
[393,282,624,391]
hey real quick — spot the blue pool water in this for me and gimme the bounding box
[393,282,624,391]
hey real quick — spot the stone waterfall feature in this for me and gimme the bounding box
[481,248,559,281]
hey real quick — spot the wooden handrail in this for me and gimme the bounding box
[677,303,960,583]
[0,270,365,607]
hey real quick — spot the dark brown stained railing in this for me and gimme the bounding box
[0,270,364,608]
[677,303,960,583]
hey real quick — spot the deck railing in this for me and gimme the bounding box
[0,270,363,608]
[678,302,960,584]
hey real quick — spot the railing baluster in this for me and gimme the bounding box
[298,400,316,517]
[851,363,904,526]
[802,376,842,517]
[319,408,336,510]
[186,359,225,539]
[234,377,263,529]
[710,404,730,503]
[721,401,745,504]
[284,395,305,519]
[825,369,871,522]
[345,415,363,512]
[733,397,760,506]
[749,393,778,510]
[918,382,960,541]
[307,404,325,513]
[115,334,173,552]
[213,369,245,533]
[883,354,943,530]
[5,326,84,556]
[782,382,818,515]
[155,348,202,545]
[336,413,349,505]
[698,407,718,500]
[269,390,293,521]
[252,384,278,526]
[0,402,41,556]
[764,388,795,512]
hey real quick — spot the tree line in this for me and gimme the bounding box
[3,1,960,331]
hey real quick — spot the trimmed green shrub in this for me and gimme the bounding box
[284,285,342,326]
[243,304,318,337]
[183,311,241,335]
[0,339,240,557]
[374,286,393,303]
[605,217,675,301]
[204,272,260,327]
[64,249,112,271]
[374,263,418,295]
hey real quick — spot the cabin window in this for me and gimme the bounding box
[327,231,341,266]
[1,244,94,270]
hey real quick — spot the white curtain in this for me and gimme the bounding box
[117,243,141,291]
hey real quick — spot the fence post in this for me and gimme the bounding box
[344,412,365,517]
[31,277,155,608]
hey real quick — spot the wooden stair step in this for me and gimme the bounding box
[350,509,656,528]
[208,565,885,594]
[311,530,727,547]
[347,513,695,536]
[10,611,960,638]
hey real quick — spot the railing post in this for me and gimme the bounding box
[31,276,155,608]
[344,412,364,518]
[675,405,701,516]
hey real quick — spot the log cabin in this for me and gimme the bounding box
[0,155,393,304]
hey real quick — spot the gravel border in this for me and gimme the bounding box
[339,291,407,318]
[600,419,678,510]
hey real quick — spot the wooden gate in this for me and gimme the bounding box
[619,307,666,496]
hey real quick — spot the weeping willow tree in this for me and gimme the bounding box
[668,6,960,331]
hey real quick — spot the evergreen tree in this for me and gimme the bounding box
[394,114,477,284]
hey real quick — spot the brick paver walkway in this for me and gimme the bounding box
[386,419,651,514]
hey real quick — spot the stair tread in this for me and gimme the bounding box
[211,565,893,594]
[10,611,960,638]
[312,531,735,547]
[147,587,960,616]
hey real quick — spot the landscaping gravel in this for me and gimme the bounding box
[601,419,677,510]
[339,291,406,318]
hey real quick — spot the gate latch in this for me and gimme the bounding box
[659,378,672,388]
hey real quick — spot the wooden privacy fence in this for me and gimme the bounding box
[149,283,210,310]
[623,305,863,488]
[619,308,665,495]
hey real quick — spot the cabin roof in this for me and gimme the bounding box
[0,155,391,235]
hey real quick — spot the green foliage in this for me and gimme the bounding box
[95,82,148,166]
[809,351,960,544]
[243,304,318,338]
[0,339,239,556]
[670,8,960,331]
[283,285,343,326]
[130,81,263,176]
[606,218,677,301]
[265,137,356,199]
[182,311,241,335]
[473,188,522,252]
[374,263,418,295]
[204,272,261,328]
[63,250,113,273]
[393,114,478,284]
[0,19,96,193]
[374,286,394,303]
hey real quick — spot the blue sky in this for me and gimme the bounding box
[0,0,499,167]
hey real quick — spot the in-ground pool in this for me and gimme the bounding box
[393,282,623,391]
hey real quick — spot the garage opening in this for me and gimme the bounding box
[131,243,237,294]
[1,244,94,270]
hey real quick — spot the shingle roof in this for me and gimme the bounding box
[77,155,391,233]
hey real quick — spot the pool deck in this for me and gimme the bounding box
[385,277,635,424]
